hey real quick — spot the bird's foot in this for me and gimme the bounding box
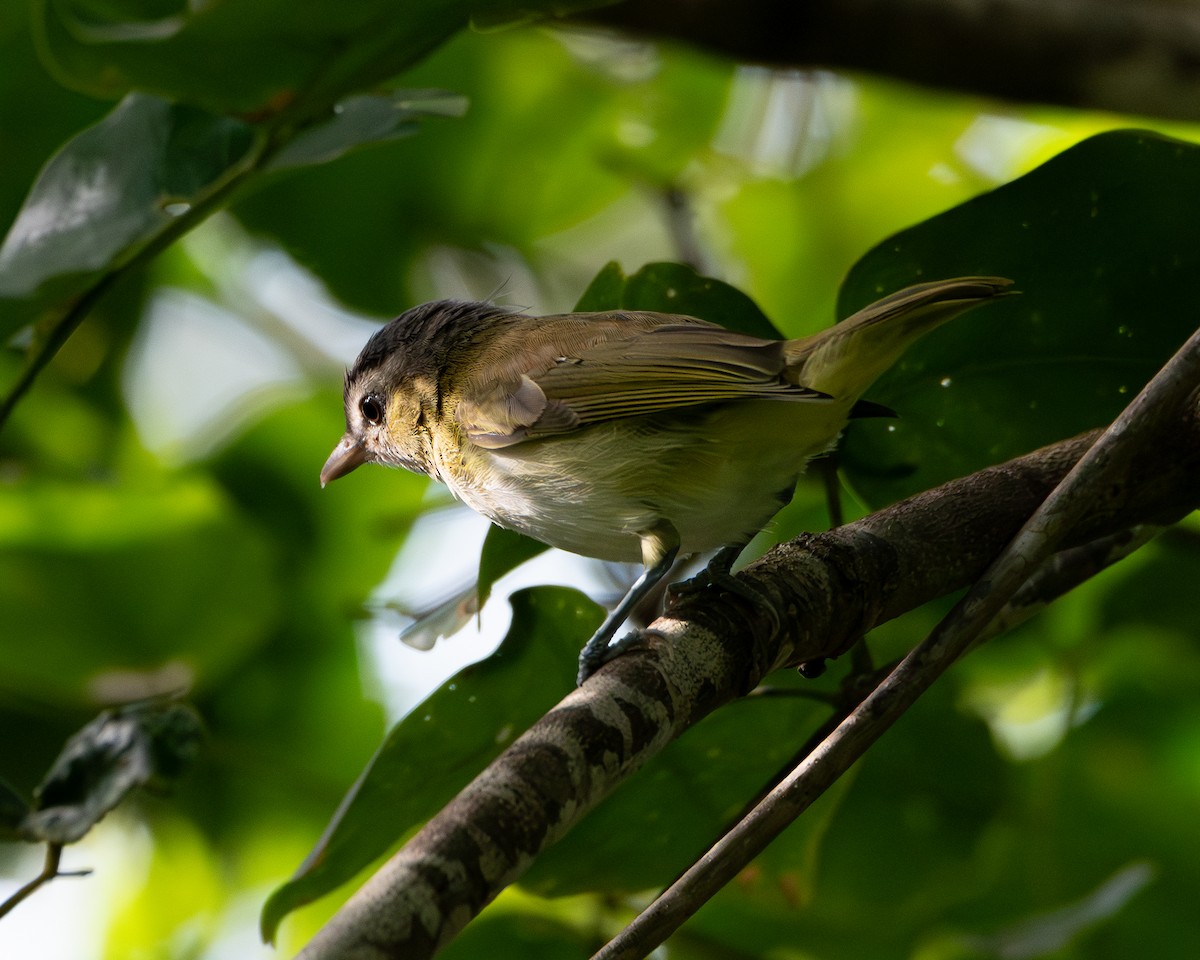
[576,630,644,686]
[666,544,742,602]
[666,546,782,637]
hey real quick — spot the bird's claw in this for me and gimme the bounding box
[576,631,644,685]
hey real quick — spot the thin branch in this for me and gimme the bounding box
[0,844,91,920]
[685,523,1158,920]
[594,325,1200,959]
[661,186,709,275]
[980,524,1162,644]
[592,527,1158,959]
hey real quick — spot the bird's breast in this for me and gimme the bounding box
[429,399,852,564]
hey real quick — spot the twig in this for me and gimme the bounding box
[593,324,1200,960]
[662,187,709,275]
[0,844,92,920]
[979,525,1162,644]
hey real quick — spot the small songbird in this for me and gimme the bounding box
[322,277,1011,683]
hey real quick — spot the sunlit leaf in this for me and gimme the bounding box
[0,476,280,702]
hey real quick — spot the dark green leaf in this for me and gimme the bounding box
[0,776,31,842]
[260,585,601,942]
[477,524,548,607]
[34,0,616,112]
[0,93,254,331]
[20,700,202,845]
[440,909,592,960]
[574,260,784,338]
[572,260,626,311]
[266,90,468,172]
[838,129,1200,506]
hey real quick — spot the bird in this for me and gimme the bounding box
[321,276,1012,683]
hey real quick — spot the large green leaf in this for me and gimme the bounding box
[0,89,466,334]
[261,585,602,942]
[838,129,1200,507]
[0,93,253,322]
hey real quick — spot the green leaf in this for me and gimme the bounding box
[440,908,593,960]
[575,260,785,338]
[838,129,1200,506]
[34,0,452,110]
[477,525,548,607]
[260,585,601,943]
[572,260,626,311]
[0,93,252,324]
[266,90,468,172]
[33,0,616,112]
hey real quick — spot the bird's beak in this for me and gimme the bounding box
[321,435,369,487]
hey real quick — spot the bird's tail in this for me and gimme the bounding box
[784,276,1013,399]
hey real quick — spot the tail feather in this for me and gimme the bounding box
[784,276,1013,399]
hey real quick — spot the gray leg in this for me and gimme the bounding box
[577,520,679,685]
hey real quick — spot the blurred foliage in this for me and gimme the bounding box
[1,1,1199,959]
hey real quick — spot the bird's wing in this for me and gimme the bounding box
[456,313,829,449]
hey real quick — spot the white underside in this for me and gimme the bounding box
[435,398,852,562]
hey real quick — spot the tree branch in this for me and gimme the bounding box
[583,0,1200,122]
[296,389,1200,959]
[0,844,91,920]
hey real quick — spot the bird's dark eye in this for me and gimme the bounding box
[360,394,384,425]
